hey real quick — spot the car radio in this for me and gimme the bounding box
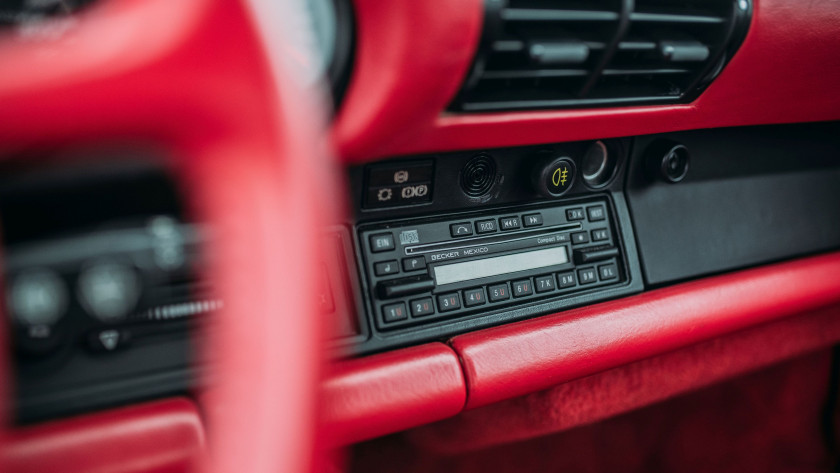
[360,197,625,330]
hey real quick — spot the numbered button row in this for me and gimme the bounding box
[382,260,620,324]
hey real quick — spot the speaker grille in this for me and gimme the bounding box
[460,155,498,197]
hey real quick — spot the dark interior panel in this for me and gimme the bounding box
[626,123,840,286]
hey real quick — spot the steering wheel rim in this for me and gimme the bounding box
[0,0,329,472]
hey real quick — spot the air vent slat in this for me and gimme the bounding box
[630,11,726,24]
[482,69,590,79]
[501,8,620,22]
[450,0,751,112]
[601,67,692,75]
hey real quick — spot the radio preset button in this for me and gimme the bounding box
[475,219,498,234]
[370,233,395,252]
[566,208,585,221]
[578,267,597,284]
[599,263,618,281]
[438,293,462,312]
[535,275,556,293]
[410,298,435,317]
[591,228,609,242]
[571,231,590,245]
[488,284,510,302]
[450,222,474,238]
[374,260,399,276]
[464,288,486,307]
[523,213,543,227]
[588,205,606,221]
[500,216,521,230]
[402,257,427,272]
[558,271,577,288]
[512,279,533,297]
[382,303,408,322]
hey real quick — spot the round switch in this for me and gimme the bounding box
[645,140,690,183]
[533,156,576,197]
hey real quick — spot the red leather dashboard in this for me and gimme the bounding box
[2,0,840,470]
[336,0,840,162]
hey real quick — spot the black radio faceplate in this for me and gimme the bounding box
[360,197,626,331]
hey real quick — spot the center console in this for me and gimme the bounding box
[341,140,644,354]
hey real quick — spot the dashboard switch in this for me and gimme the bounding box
[533,156,576,197]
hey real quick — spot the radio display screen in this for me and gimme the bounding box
[433,246,569,286]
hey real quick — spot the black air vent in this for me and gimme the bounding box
[450,0,751,112]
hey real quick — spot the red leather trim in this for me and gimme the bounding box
[452,252,840,408]
[337,0,840,162]
[334,0,482,161]
[2,398,203,473]
[409,305,840,453]
[322,343,467,446]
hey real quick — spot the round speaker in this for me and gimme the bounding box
[460,154,497,197]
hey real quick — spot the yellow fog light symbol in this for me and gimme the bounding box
[552,167,569,187]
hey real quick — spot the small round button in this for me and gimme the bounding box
[533,156,577,197]
[645,140,690,184]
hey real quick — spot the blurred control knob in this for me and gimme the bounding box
[8,269,68,328]
[77,261,141,322]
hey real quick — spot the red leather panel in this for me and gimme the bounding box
[452,252,840,408]
[337,0,840,162]
[322,343,467,446]
[2,398,203,473]
[334,0,482,161]
[409,305,840,453]
[352,352,831,473]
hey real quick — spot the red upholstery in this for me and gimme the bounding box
[350,350,833,473]
[337,0,840,162]
[322,343,467,446]
[408,305,840,453]
[2,398,204,473]
[451,251,840,408]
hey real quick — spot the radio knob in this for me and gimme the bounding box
[532,155,577,197]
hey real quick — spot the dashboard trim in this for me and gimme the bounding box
[451,251,840,408]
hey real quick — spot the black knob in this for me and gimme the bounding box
[533,155,576,197]
[646,140,690,183]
